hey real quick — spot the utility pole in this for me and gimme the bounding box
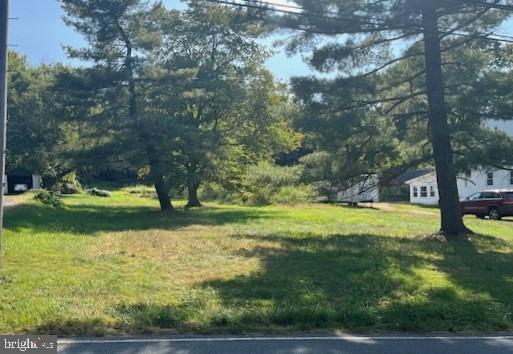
[0,0,9,271]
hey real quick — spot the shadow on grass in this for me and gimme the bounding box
[4,203,280,236]
[11,201,513,334]
[198,234,513,332]
[58,234,513,335]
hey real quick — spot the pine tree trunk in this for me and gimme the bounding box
[186,164,202,208]
[421,4,467,239]
[154,176,174,212]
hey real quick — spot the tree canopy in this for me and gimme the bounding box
[270,0,513,239]
[5,0,513,238]
[57,0,299,210]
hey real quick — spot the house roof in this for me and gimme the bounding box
[393,169,432,184]
[404,170,436,185]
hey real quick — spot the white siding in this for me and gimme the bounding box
[406,119,513,205]
[408,173,439,205]
[407,169,513,205]
[457,169,513,199]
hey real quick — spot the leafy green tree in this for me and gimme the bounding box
[7,52,75,188]
[60,0,299,211]
[145,1,300,207]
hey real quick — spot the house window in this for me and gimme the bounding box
[430,186,436,197]
[487,172,494,186]
[413,186,418,198]
[421,186,428,198]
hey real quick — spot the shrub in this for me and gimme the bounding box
[59,172,83,194]
[87,188,112,198]
[240,162,317,205]
[121,185,156,198]
[198,183,232,203]
[34,190,62,207]
[60,182,82,195]
[271,185,316,204]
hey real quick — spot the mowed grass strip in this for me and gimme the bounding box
[1,192,513,335]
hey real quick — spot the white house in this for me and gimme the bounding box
[406,169,513,205]
[405,119,513,205]
[405,171,439,205]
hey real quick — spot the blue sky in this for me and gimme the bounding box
[8,0,312,81]
[8,0,513,82]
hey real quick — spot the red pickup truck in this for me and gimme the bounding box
[461,190,513,220]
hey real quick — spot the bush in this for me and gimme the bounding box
[198,184,232,203]
[121,185,156,198]
[34,190,62,207]
[271,185,316,204]
[59,172,83,194]
[240,162,316,205]
[87,188,112,198]
[60,182,82,195]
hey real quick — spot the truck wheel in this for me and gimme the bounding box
[489,208,502,221]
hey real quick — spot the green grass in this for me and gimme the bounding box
[1,192,513,335]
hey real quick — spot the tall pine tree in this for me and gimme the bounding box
[277,0,512,239]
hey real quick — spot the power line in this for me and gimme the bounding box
[268,0,513,42]
[450,0,513,11]
[204,0,513,43]
[238,0,390,24]
[210,0,390,28]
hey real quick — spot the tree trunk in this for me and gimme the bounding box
[154,175,174,212]
[421,4,467,239]
[186,164,202,208]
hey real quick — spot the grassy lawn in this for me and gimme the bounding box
[1,192,513,335]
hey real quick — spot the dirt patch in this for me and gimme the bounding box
[365,203,438,216]
[371,203,396,212]
[4,193,32,209]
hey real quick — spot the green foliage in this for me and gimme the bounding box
[58,0,300,210]
[7,52,76,187]
[299,152,336,198]
[61,172,79,185]
[121,185,156,199]
[198,183,233,203]
[34,190,62,208]
[272,185,316,205]
[240,162,316,205]
[60,183,82,195]
[58,172,83,194]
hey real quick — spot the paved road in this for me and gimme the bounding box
[58,335,513,354]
